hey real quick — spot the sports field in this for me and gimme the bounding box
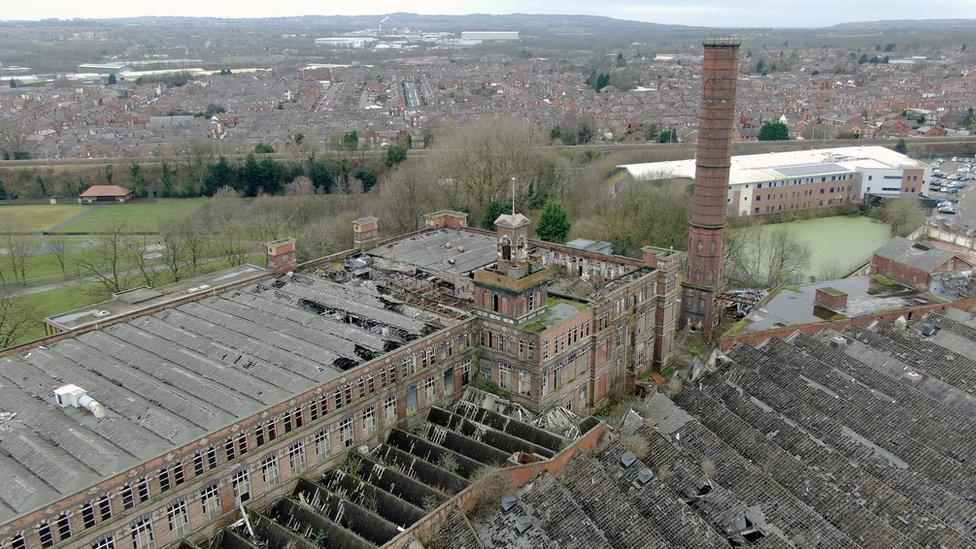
[54,199,206,233]
[0,204,86,232]
[734,215,891,279]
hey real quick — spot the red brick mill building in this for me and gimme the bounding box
[0,209,679,548]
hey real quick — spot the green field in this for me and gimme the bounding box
[735,215,892,280]
[55,199,206,233]
[0,204,86,232]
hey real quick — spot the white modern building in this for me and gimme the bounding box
[314,37,375,48]
[460,31,519,41]
[618,146,931,217]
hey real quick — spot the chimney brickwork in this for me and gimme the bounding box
[681,39,740,338]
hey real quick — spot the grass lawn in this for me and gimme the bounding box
[0,204,86,233]
[55,199,206,233]
[734,215,891,280]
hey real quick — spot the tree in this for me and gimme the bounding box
[285,176,315,196]
[616,53,626,67]
[379,161,448,234]
[657,128,677,143]
[386,144,408,167]
[755,59,766,74]
[340,131,359,151]
[429,117,544,221]
[0,118,30,161]
[308,158,335,193]
[537,202,572,243]
[0,290,36,349]
[72,223,131,294]
[160,222,186,281]
[858,53,870,64]
[106,73,117,85]
[758,122,789,141]
[549,125,562,142]
[160,159,173,197]
[0,182,6,200]
[882,197,925,237]
[559,113,595,145]
[254,142,275,154]
[132,236,159,288]
[47,236,71,280]
[202,156,238,196]
[481,201,511,230]
[726,222,811,288]
[355,167,378,192]
[895,138,908,154]
[2,233,32,284]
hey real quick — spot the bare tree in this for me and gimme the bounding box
[882,197,925,237]
[216,220,253,267]
[176,220,209,276]
[726,220,811,288]
[132,236,159,288]
[160,222,187,281]
[429,117,544,220]
[0,289,36,349]
[379,161,448,234]
[72,223,131,294]
[285,176,316,197]
[3,233,32,285]
[47,236,71,280]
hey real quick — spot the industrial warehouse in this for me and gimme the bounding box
[618,145,933,217]
[2,38,976,549]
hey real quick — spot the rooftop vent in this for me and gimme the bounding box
[619,451,637,469]
[829,335,848,349]
[500,495,518,514]
[514,516,532,536]
[919,324,939,337]
[53,384,107,419]
[635,468,654,486]
[911,243,931,251]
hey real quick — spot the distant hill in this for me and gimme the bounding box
[830,18,976,31]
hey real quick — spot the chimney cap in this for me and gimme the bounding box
[703,36,741,47]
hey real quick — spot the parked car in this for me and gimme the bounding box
[939,205,958,214]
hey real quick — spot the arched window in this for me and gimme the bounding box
[492,294,500,312]
[500,236,512,261]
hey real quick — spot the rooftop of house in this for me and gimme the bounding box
[739,275,941,333]
[874,236,969,273]
[79,185,133,197]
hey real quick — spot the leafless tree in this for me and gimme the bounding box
[72,223,131,294]
[726,220,811,289]
[379,161,448,234]
[160,222,187,281]
[47,235,71,280]
[3,233,32,285]
[285,176,316,197]
[132,236,159,288]
[176,220,209,276]
[0,289,36,349]
[429,117,544,221]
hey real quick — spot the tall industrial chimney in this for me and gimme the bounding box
[681,38,740,338]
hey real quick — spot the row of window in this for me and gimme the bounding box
[9,331,470,549]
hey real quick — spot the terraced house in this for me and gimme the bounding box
[0,209,680,548]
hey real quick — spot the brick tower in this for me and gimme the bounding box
[681,38,740,338]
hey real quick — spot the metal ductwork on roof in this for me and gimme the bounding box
[53,384,107,419]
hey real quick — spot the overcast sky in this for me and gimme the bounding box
[5,1,976,28]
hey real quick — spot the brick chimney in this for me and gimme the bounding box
[680,37,741,339]
[352,216,380,251]
[266,238,296,276]
[814,287,848,312]
[424,210,469,229]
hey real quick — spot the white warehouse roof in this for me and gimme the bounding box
[618,146,930,186]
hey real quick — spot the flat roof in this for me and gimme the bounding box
[741,275,940,333]
[619,146,930,185]
[45,264,269,331]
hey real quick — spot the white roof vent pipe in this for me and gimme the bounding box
[54,384,107,419]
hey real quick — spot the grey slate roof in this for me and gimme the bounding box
[367,228,499,275]
[873,237,959,273]
[0,269,449,525]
